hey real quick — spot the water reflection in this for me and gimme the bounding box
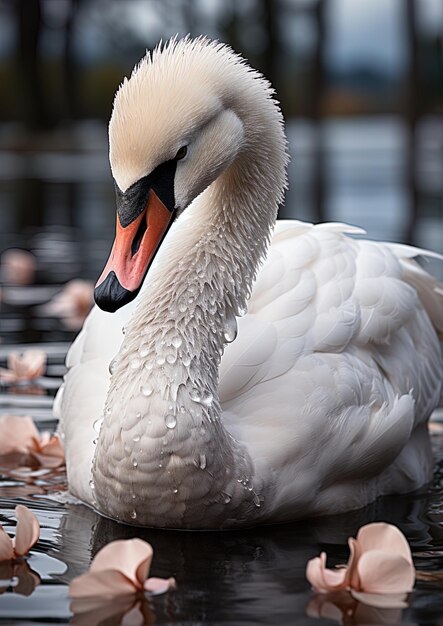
[70,595,156,626]
[0,448,443,624]
[36,489,443,620]
[306,591,407,625]
[0,560,41,598]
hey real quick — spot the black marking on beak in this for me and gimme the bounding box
[115,158,177,227]
[94,271,137,313]
[131,216,148,256]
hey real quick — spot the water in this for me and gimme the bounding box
[0,117,443,623]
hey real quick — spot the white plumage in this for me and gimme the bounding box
[55,37,443,528]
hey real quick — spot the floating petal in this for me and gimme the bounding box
[0,415,40,456]
[69,570,136,598]
[33,434,65,468]
[306,552,349,593]
[13,505,40,557]
[143,576,176,595]
[356,523,414,566]
[90,539,153,589]
[0,528,14,561]
[7,350,46,380]
[356,551,415,594]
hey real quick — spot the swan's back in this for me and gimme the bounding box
[219,221,443,519]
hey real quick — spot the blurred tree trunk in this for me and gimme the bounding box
[14,0,52,130]
[180,0,197,35]
[261,0,279,87]
[15,176,45,231]
[63,0,83,121]
[311,0,326,223]
[404,0,419,245]
[223,0,241,57]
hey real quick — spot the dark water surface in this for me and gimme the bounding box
[0,117,443,624]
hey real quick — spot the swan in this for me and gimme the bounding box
[55,37,443,529]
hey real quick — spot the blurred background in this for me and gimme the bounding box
[0,0,442,292]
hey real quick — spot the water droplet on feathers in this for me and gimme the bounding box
[165,415,177,429]
[141,383,153,396]
[224,315,238,343]
[93,418,103,432]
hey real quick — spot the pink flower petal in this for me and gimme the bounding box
[69,570,136,598]
[350,590,409,609]
[347,537,361,590]
[90,539,153,589]
[46,280,93,321]
[306,552,349,593]
[1,249,35,285]
[143,576,176,595]
[356,523,413,566]
[13,505,40,557]
[0,415,40,455]
[7,350,46,380]
[31,452,63,469]
[356,550,415,594]
[33,434,65,468]
[0,527,14,561]
[0,368,17,383]
[39,432,51,447]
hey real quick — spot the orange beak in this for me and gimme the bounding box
[94,190,174,312]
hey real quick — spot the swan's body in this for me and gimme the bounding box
[56,38,443,528]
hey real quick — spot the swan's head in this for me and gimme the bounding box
[95,37,265,312]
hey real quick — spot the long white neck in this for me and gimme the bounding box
[92,90,287,528]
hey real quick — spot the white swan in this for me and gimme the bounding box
[55,37,443,529]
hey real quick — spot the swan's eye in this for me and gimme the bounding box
[175,146,188,160]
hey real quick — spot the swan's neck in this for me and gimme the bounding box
[93,99,287,528]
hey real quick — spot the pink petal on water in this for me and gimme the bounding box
[356,523,413,566]
[33,434,65,468]
[7,350,46,380]
[306,552,349,593]
[90,539,153,589]
[69,570,136,598]
[0,368,17,383]
[143,576,176,595]
[45,280,93,321]
[0,527,14,561]
[69,539,175,600]
[0,249,35,285]
[0,415,40,455]
[347,537,362,591]
[356,550,415,594]
[13,505,40,557]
